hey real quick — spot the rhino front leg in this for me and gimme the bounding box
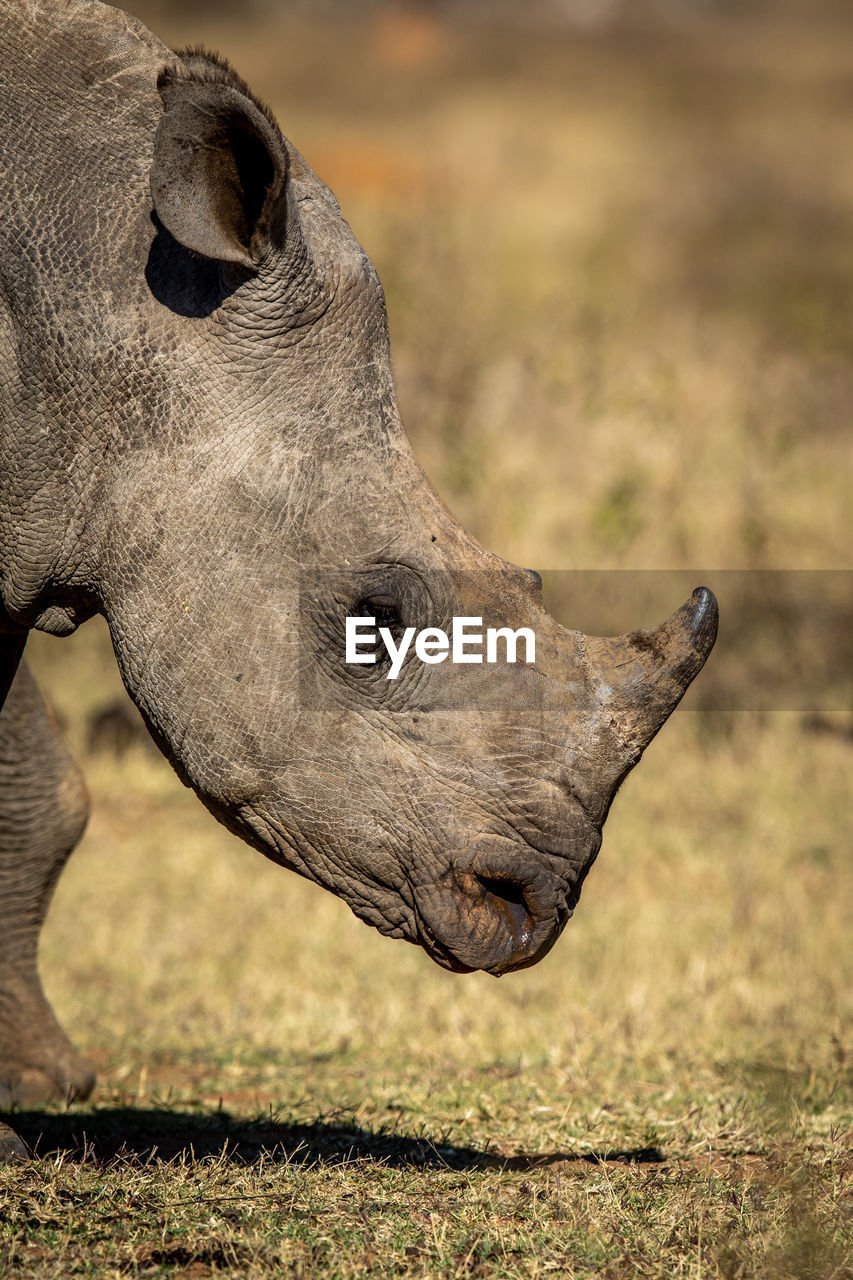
[0,647,95,1110]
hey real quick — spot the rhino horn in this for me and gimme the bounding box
[584,587,718,762]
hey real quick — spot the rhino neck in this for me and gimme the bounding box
[0,0,174,634]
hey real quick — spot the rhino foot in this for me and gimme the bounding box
[0,1050,95,1108]
[0,981,95,1107]
[0,1120,29,1163]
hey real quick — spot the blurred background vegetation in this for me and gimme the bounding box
[16,2,851,1273]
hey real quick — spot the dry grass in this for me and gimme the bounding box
[2,4,851,1277]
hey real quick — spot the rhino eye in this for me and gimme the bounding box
[352,596,406,669]
[355,596,403,636]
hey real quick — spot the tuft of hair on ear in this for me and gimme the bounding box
[166,45,282,139]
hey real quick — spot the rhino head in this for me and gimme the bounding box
[1,19,716,977]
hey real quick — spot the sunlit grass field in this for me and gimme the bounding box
[3,4,851,1277]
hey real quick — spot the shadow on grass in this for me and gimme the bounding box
[4,1106,665,1171]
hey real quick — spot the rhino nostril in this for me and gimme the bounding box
[473,874,532,935]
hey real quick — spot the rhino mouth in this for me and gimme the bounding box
[416,923,477,975]
[413,841,576,977]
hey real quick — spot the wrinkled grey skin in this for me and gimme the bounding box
[0,0,716,1149]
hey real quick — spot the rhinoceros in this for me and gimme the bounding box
[0,0,716,1157]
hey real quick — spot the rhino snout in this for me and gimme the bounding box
[414,841,572,977]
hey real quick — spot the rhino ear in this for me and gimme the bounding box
[150,64,288,271]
